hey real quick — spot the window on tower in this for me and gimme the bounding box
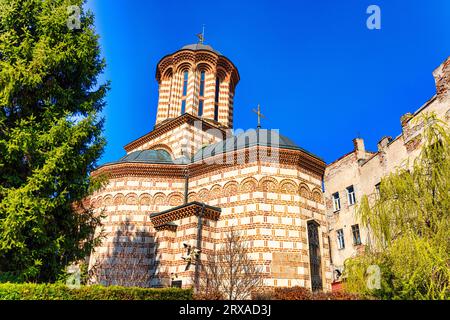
[214,78,220,121]
[181,100,186,114]
[198,100,203,117]
[214,105,219,121]
[182,71,188,96]
[199,71,205,97]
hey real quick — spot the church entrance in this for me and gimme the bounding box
[307,220,323,291]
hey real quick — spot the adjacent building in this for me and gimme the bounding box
[324,57,450,289]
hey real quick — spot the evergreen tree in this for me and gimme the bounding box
[344,114,450,299]
[0,0,108,282]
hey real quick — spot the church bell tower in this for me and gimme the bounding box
[155,42,240,129]
[123,41,240,159]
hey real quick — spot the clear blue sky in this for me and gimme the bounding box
[85,0,450,165]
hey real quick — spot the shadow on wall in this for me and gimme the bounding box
[91,218,157,287]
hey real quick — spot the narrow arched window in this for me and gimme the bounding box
[199,71,205,97]
[214,78,220,121]
[198,100,203,117]
[182,71,188,96]
[181,71,188,115]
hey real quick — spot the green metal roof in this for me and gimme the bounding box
[192,129,323,162]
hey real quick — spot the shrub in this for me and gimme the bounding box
[193,291,224,300]
[0,283,192,300]
[252,286,363,300]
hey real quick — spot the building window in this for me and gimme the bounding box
[352,224,361,245]
[375,182,381,198]
[215,78,220,104]
[337,229,345,250]
[182,71,188,96]
[198,100,203,117]
[347,185,356,205]
[332,192,341,212]
[181,100,186,114]
[199,71,205,97]
[214,105,219,121]
[214,77,220,121]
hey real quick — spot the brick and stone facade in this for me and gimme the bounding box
[324,57,450,286]
[88,43,332,292]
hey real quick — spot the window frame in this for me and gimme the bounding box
[351,224,361,246]
[347,185,356,206]
[336,229,345,250]
[332,192,341,212]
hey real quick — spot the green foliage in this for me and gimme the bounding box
[0,0,109,282]
[0,283,193,300]
[344,114,450,300]
[251,287,362,300]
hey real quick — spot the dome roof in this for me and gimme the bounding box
[181,43,222,55]
[192,129,322,162]
[117,149,173,164]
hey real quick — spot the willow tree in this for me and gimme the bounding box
[0,0,108,282]
[344,113,450,300]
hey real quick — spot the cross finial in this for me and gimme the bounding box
[196,25,205,44]
[252,104,266,129]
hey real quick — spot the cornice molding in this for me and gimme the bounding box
[92,146,326,180]
[124,113,227,153]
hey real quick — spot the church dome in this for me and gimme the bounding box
[192,129,322,162]
[117,149,173,164]
[180,43,222,55]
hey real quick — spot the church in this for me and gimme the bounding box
[88,41,332,291]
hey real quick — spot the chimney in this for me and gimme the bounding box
[377,136,392,151]
[433,56,450,100]
[353,138,366,161]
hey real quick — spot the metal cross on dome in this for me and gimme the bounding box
[196,25,205,44]
[252,104,266,129]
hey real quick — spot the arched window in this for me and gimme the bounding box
[198,71,206,117]
[199,71,205,97]
[181,71,188,115]
[182,71,188,96]
[198,100,203,117]
[214,78,220,121]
